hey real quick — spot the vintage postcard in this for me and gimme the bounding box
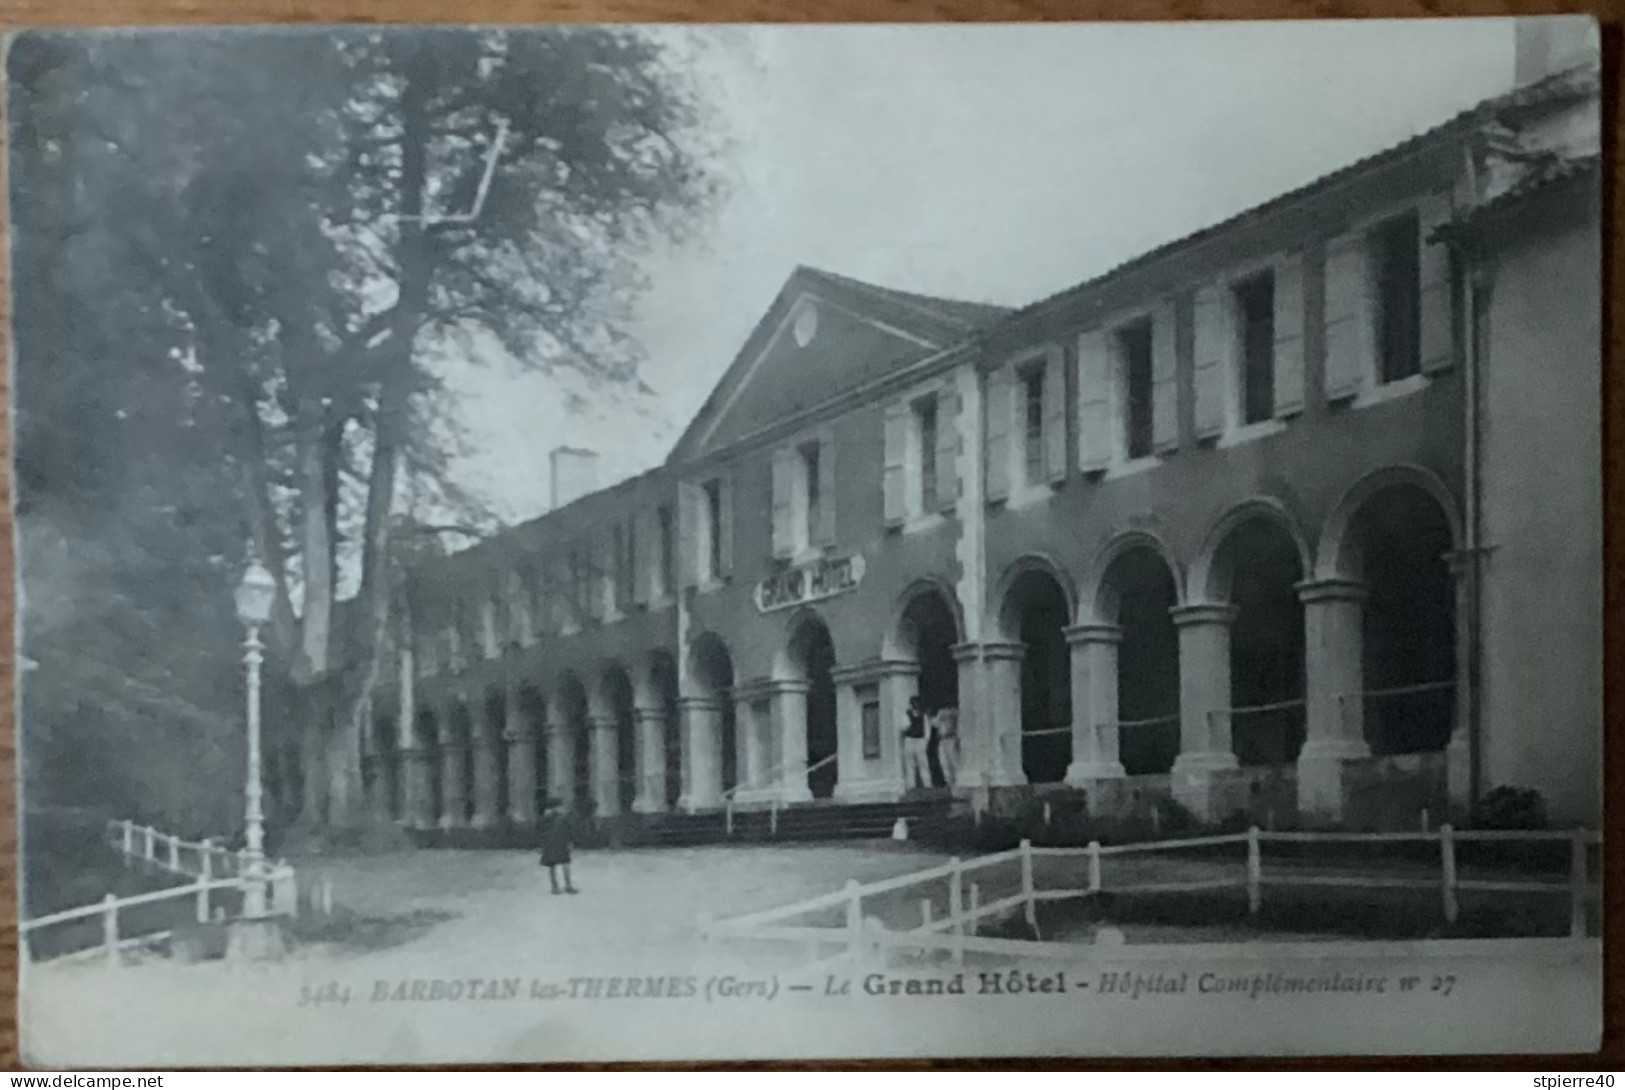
[7,16,1604,1066]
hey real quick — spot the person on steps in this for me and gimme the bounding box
[902,696,930,790]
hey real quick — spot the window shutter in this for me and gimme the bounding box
[771,447,795,558]
[1324,230,1369,401]
[1417,194,1455,375]
[883,402,908,525]
[1042,350,1067,483]
[717,472,735,577]
[1273,253,1306,418]
[1076,330,1112,472]
[935,387,960,512]
[1151,302,1178,454]
[814,433,837,546]
[677,483,698,589]
[984,368,1013,502]
[1192,286,1227,440]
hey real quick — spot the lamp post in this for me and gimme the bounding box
[232,552,280,954]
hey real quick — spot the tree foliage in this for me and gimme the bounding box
[10,27,722,835]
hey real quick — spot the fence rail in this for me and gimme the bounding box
[702,826,1602,972]
[19,820,300,968]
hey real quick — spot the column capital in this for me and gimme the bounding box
[632,706,670,725]
[1169,603,1240,628]
[1064,622,1124,646]
[768,678,811,696]
[502,726,538,744]
[1295,577,1369,605]
[677,695,724,713]
[587,713,620,732]
[952,640,1026,664]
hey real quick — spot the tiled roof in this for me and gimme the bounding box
[997,62,1601,329]
[1433,153,1602,240]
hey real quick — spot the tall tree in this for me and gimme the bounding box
[10,27,721,835]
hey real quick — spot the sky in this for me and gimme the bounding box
[447,19,1520,524]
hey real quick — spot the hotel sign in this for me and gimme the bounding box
[754,554,866,613]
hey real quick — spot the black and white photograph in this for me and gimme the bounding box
[7,15,1605,1066]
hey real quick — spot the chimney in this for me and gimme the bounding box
[550,446,600,510]
[1513,16,1598,87]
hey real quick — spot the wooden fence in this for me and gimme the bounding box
[700,826,1602,972]
[18,821,301,967]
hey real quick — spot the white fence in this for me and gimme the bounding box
[701,826,1602,971]
[18,821,300,967]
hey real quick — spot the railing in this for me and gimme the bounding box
[723,752,840,836]
[702,826,1602,971]
[23,822,301,967]
[1339,680,1456,747]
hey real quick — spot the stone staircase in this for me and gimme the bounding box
[631,792,959,847]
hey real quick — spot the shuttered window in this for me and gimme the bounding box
[915,396,938,513]
[1120,320,1155,460]
[1373,212,1421,384]
[1235,271,1276,425]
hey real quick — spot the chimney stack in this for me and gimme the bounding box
[550,446,600,511]
[1513,16,1598,87]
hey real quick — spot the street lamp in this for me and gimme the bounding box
[233,552,277,932]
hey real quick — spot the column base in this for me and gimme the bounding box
[438,817,467,831]
[777,782,814,805]
[470,814,499,830]
[1171,750,1240,822]
[1064,760,1127,787]
[1296,738,1370,821]
[226,916,288,962]
[834,777,906,804]
[632,796,668,815]
[506,810,537,827]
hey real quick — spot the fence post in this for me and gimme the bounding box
[948,858,964,967]
[1246,826,1262,916]
[144,825,156,861]
[770,801,779,838]
[1087,840,1102,894]
[969,883,981,937]
[1019,838,1038,935]
[102,893,119,970]
[844,880,862,963]
[920,898,933,931]
[725,801,734,837]
[1439,823,1459,925]
[121,820,134,859]
[168,835,180,872]
[197,851,213,923]
[1569,829,1588,939]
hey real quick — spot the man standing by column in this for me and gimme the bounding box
[901,695,930,790]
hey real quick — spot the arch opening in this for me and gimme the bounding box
[516,683,549,817]
[1351,485,1457,755]
[483,688,510,822]
[1004,568,1072,784]
[556,675,592,815]
[896,587,960,787]
[601,665,638,813]
[648,652,682,810]
[449,702,477,824]
[689,634,738,793]
[1215,518,1306,766]
[786,615,839,799]
[371,714,400,820]
[414,709,442,821]
[1101,547,1180,775]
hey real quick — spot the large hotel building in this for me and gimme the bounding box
[360,27,1603,843]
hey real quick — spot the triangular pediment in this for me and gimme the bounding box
[667,267,1006,466]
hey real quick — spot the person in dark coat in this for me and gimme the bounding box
[539,800,578,895]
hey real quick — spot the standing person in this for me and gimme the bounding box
[925,706,944,787]
[539,800,579,895]
[901,695,929,790]
[935,706,961,787]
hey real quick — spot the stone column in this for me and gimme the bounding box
[1169,604,1240,819]
[505,688,539,826]
[984,642,1029,787]
[771,679,813,804]
[546,714,575,811]
[633,707,670,813]
[470,713,503,830]
[437,705,470,830]
[1064,623,1128,787]
[678,696,724,811]
[729,689,773,802]
[589,714,622,818]
[1296,578,1371,820]
[401,745,435,830]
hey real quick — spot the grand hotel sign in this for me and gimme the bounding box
[754,554,866,614]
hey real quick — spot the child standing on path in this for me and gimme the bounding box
[539,800,579,895]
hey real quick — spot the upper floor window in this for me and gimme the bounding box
[1020,363,1046,487]
[1372,212,1421,384]
[703,478,724,582]
[1119,319,1155,460]
[914,396,938,512]
[609,524,628,615]
[799,440,822,549]
[657,504,675,599]
[1235,271,1276,425]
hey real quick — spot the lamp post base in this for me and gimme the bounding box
[226,916,289,963]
